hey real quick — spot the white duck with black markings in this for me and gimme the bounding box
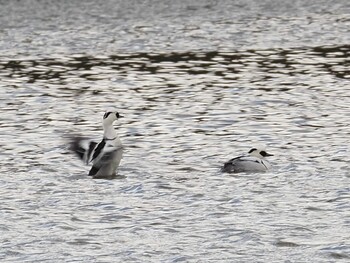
[70,110,123,178]
[222,147,273,173]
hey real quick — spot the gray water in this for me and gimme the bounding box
[1,0,350,262]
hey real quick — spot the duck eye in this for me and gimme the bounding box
[260,151,267,157]
[116,112,120,118]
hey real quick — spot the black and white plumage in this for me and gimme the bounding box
[70,110,123,178]
[222,147,273,173]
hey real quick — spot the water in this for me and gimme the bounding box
[1,1,349,262]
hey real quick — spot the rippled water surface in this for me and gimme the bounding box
[1,1,350,262]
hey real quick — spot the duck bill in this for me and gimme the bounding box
[265,152,273,157]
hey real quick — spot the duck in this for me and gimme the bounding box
[70,110,123,178]
[222,147,273,173]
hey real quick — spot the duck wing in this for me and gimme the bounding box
[70,136,98,165]
[88,145,123,176]
[222,156,261,173]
